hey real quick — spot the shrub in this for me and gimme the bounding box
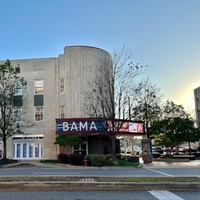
[87,154,113,167]
[69,153,84,165]
[116,154,130,162]
[58,153,68,164]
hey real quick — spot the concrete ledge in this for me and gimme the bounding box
[0,182,199,191]
[173,155,195,160]
[153,158,190,162]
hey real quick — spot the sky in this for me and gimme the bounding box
[0,0,200,111]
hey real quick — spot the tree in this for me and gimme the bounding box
[0,60,26,161]
[85,46,146,159]
[149,101,200,153]
[54,135,83,148]
[162,100,187,119]
[182,117,200,154]
[131,77,162,138]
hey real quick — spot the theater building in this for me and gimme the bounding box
[0,45,145,160]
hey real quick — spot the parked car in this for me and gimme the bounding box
[183,147,197,153]
[152,146,163,154]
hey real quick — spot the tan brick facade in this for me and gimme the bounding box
[0,46,112,160]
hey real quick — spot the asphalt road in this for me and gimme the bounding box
[0,164,199,177]
[0,190,199,200]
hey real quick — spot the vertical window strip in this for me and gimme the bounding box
[60,79,65,94]
[14,82,23,96]
[60,105,65,118]
[35,106,43,121]
[34,80,44,95]
[13,106,22,121]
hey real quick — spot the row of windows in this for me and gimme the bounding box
[34,79,65,121]
[34,105,65,122]
[11,105,64,122]
[34,79,65,95]
[3,106,44,122]
[1,80,66,122]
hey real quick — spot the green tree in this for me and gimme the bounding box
[54,134,83,148]
[0,60,27,161]
[182,117,200,154]
[150,117,187,150]
[149,101,200,153]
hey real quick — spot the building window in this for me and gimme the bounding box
[60,79,65,94]
[35,106,43,121]
[13,106,22,121]
[60,105,65,118]
[12,135,43,159]
[34,80,44,95]
[14,82,23,96]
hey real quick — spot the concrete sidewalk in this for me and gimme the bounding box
[142,158,200,168]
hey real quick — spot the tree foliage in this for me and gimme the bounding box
[54,134,83,148]
[149,100,200,151]
[0,60,27,160]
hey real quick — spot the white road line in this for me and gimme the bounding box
[149,190,184,200]
[146,168,174,177]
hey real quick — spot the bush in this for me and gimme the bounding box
[69,153,84,165]
[87,154,113,167]
[58,153,68,164]
[116,154,130,162]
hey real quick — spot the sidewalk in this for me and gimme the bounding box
[141,158,200,168]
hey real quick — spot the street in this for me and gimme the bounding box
[0,190,199,200]
[0,163,199,177]
[0,161,199,199]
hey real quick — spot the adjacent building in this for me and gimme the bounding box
[194,86,200,127]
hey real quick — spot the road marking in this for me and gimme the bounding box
[146,168,174,177]
[149,190,184,200]
[79,178,96,182]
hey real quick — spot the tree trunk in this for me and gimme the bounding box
[188,142,191,155]
[111,135,117,160]
[3,136,7,160]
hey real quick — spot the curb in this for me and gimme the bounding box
[0,182,199,191]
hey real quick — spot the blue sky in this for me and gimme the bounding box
[1,0,200,110]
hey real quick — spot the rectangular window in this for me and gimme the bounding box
[14,82,23,96]
[13,106,22,121]
[60,79,65,94]
[60,105,65,118]
[34,80,44,95]
[35,106,43,121]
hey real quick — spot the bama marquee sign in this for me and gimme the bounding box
[56,118,145,135]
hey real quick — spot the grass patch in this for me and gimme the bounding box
[97,176,200,182]
[0,176,199,183]
[113,160,140,167]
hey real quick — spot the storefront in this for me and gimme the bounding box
[12,135,44,160]
[56,118,145,156]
